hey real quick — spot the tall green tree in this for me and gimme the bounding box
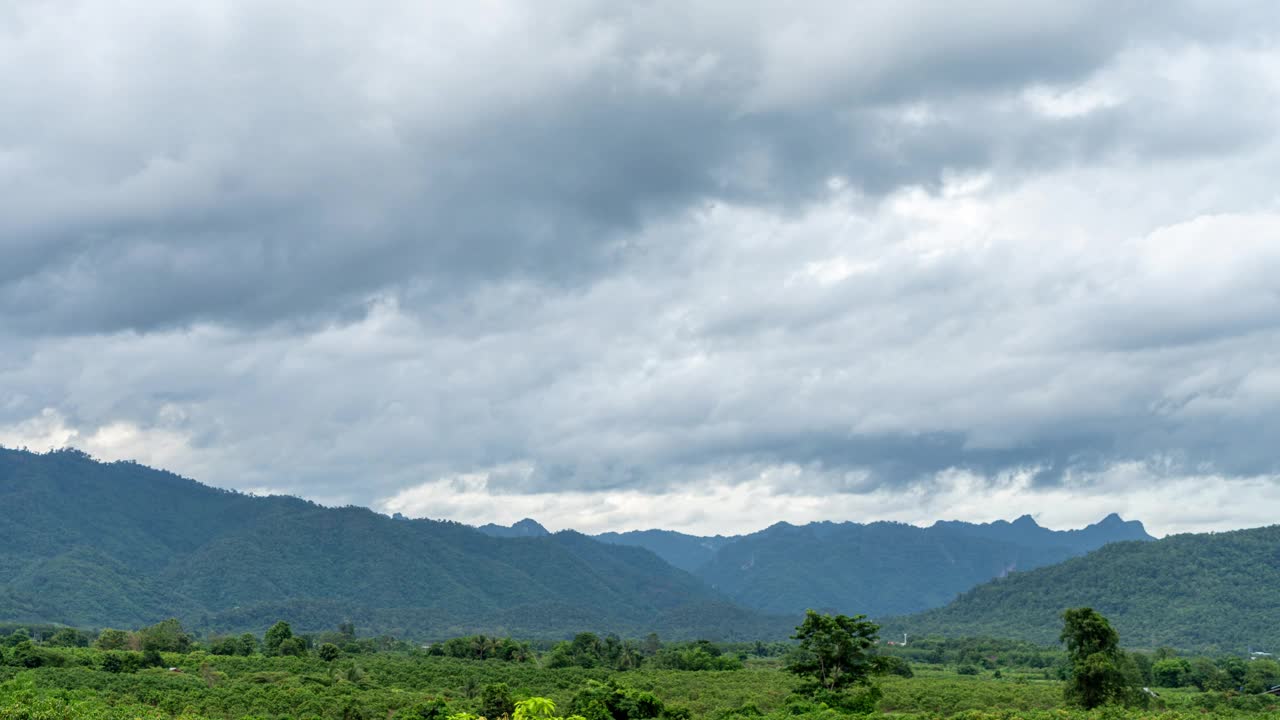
[1060,607,1130,708]
[264,621,293,655]
[137,619,192,653]
[787,610,882,694]
[95,629,132,651]
[479,683,515,720]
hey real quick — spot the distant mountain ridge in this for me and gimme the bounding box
[702,516,1152,617]
[1,446,1161,641]
[884,524,1280,653]
[591,529,739,572]
[477,518,551,538]
[587,513,1152,618]
[0,448,788,640]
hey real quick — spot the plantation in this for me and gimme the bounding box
[1,619,1278,720]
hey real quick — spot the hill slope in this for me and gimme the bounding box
[597,515,1152,617]
[594,529,739,572]
[887,525,1280,653]
[477,518,552,538]
[0,447,788,640]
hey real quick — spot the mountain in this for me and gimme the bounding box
[594,529,738,573]
[885,525,1280,653]
[477,518,551,538]
[596,515,1152,618]
[930,512,1151,549]
[0,447,789,640]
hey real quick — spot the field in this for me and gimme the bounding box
[2,642,1278,720]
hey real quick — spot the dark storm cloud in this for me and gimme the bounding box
[3,1,1280,534]
[3,1,1270,335]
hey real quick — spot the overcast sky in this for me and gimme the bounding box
[3,1,1280,537]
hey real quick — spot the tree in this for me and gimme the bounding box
[47,627,88,647]
[407,698,449,720]
[513,698,586,720]
[95,629,132,651]
[642,633,660,657]
[138,618,192,653]
[479,683,515,720]
[1243,658,1280,694]
[1153,657,1191,687]
[319,642,341,662]
[277,637,306,657]
[264,621,294,655]
[1060,607,1131,708]
[787,610,882,693]
[568,681,676,720]
[11,640,43,669]
[141,648,164,668]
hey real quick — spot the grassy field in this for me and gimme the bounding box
[2,648,1278,720]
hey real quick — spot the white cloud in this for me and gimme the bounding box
[376,460,1280,538]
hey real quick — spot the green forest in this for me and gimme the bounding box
[886,526,1280,652]
[5,448,1280,719]
[2,612,1278,720]
[0,448,787,640]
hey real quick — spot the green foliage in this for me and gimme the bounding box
[689,515,1149,617]
[406,697,450,720]
[893,525,1280,652]
[277,637,306,657]
[0,633,1278,720]
[568,680,687,720]
[10,641,45,669]
[137,618,192,653]
[434,636,532,662]
[1242,658,1280,694]
[479,683,515,720]
[319,643,342,662]
[94,629,131,651]
[1060,608,1133,709]
[46,628,89,647]
[0,447,788,641]
[651,642,742,671]
[545,634,642,671]
[1152,657,1191,687]
[787,611,883,695]
[264,621,294,655]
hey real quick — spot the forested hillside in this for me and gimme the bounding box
[888,525,1280,652]
[476,518,551,538]
[593,529,739,572]
[0,448,788,640]
[595,514,1152,617]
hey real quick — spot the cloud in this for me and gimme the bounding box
[2,1,1280,533]
[377,460,1280,538]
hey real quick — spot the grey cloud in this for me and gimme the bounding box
[4,1,1274,336]
[3,2,1280,528]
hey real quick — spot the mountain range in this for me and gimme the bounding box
[482,512,1153,617]
[9,445,1272,652]
[0,447,785,640]
[882,524,1280,653]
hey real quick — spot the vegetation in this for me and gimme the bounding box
[0,618,1277,720]
[888,524,1280,652]
[5,446,1280,720]
[0,447,788,640]
[678,515,1150,617]
[786,610,888,713]
[1059,608,1134,709]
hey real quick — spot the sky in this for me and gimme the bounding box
[3,1,1280,537]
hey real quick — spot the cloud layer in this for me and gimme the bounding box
[3,1,1280,536]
